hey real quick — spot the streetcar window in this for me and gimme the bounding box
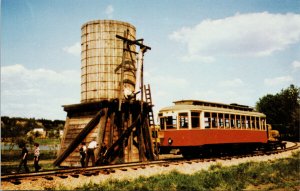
[241,116,246,129]
[230,114,235,128]
[261,118,266,130]
[236,115,241,128]
[191,112,200,128]
[225,114,230,128]
[256,117,260,129]
[179,113,189,129]
[160,118,165,130]
[204,112,211,129]
[212,113,218,128]
[251,116,255,129]
[218,113,224,128]
[246,116,250,129]
[162,116,176,129]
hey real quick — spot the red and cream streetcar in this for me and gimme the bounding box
[156,100,270,157]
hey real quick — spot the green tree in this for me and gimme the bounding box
[38,118,53,131]
[256,84,300,141]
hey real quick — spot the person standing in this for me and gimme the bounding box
[17,144,30,173]
[34,143,41,172]
[97,142,108,165]
[79,142,87,167]
[85,139,98,167]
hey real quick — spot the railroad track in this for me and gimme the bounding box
[1,160,166,184]
[2,142,299,185]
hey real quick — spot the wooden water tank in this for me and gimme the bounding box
[81,20,136,103]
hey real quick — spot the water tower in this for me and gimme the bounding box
[81,20,136,102]
[54,20,155,167]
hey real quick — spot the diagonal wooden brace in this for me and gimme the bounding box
[53,109,106,166]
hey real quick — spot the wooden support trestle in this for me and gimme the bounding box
[54,100,155,167]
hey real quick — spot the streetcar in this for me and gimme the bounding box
[156,100,272,157]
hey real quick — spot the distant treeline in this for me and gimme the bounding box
[1,116,65,141]
[256,84,300,141]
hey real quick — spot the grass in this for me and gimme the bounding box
[34,138,61,145]
[73,151,300,191]
[1,137,60,146]
[1,150,59,174]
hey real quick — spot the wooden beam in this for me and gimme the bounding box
[95,108,108,158]
[142,117,155,160]
[116,35,151,50]
[96,114,141,165]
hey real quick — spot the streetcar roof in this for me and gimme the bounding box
[159,100,266,117]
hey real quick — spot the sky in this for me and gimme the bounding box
[1,0,300,120]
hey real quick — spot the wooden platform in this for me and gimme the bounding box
[55,100,155,167]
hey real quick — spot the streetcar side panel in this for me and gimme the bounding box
[160,129,268,147]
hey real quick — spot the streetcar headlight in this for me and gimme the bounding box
[168,138,173,145]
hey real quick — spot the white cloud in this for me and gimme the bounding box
[292,60,300,70]
[169,12,300,62]
[264,75,293,86]
[63,42,81,56]
[2,64,79,86]
[105,5,114,18]
[1,64,80,119]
